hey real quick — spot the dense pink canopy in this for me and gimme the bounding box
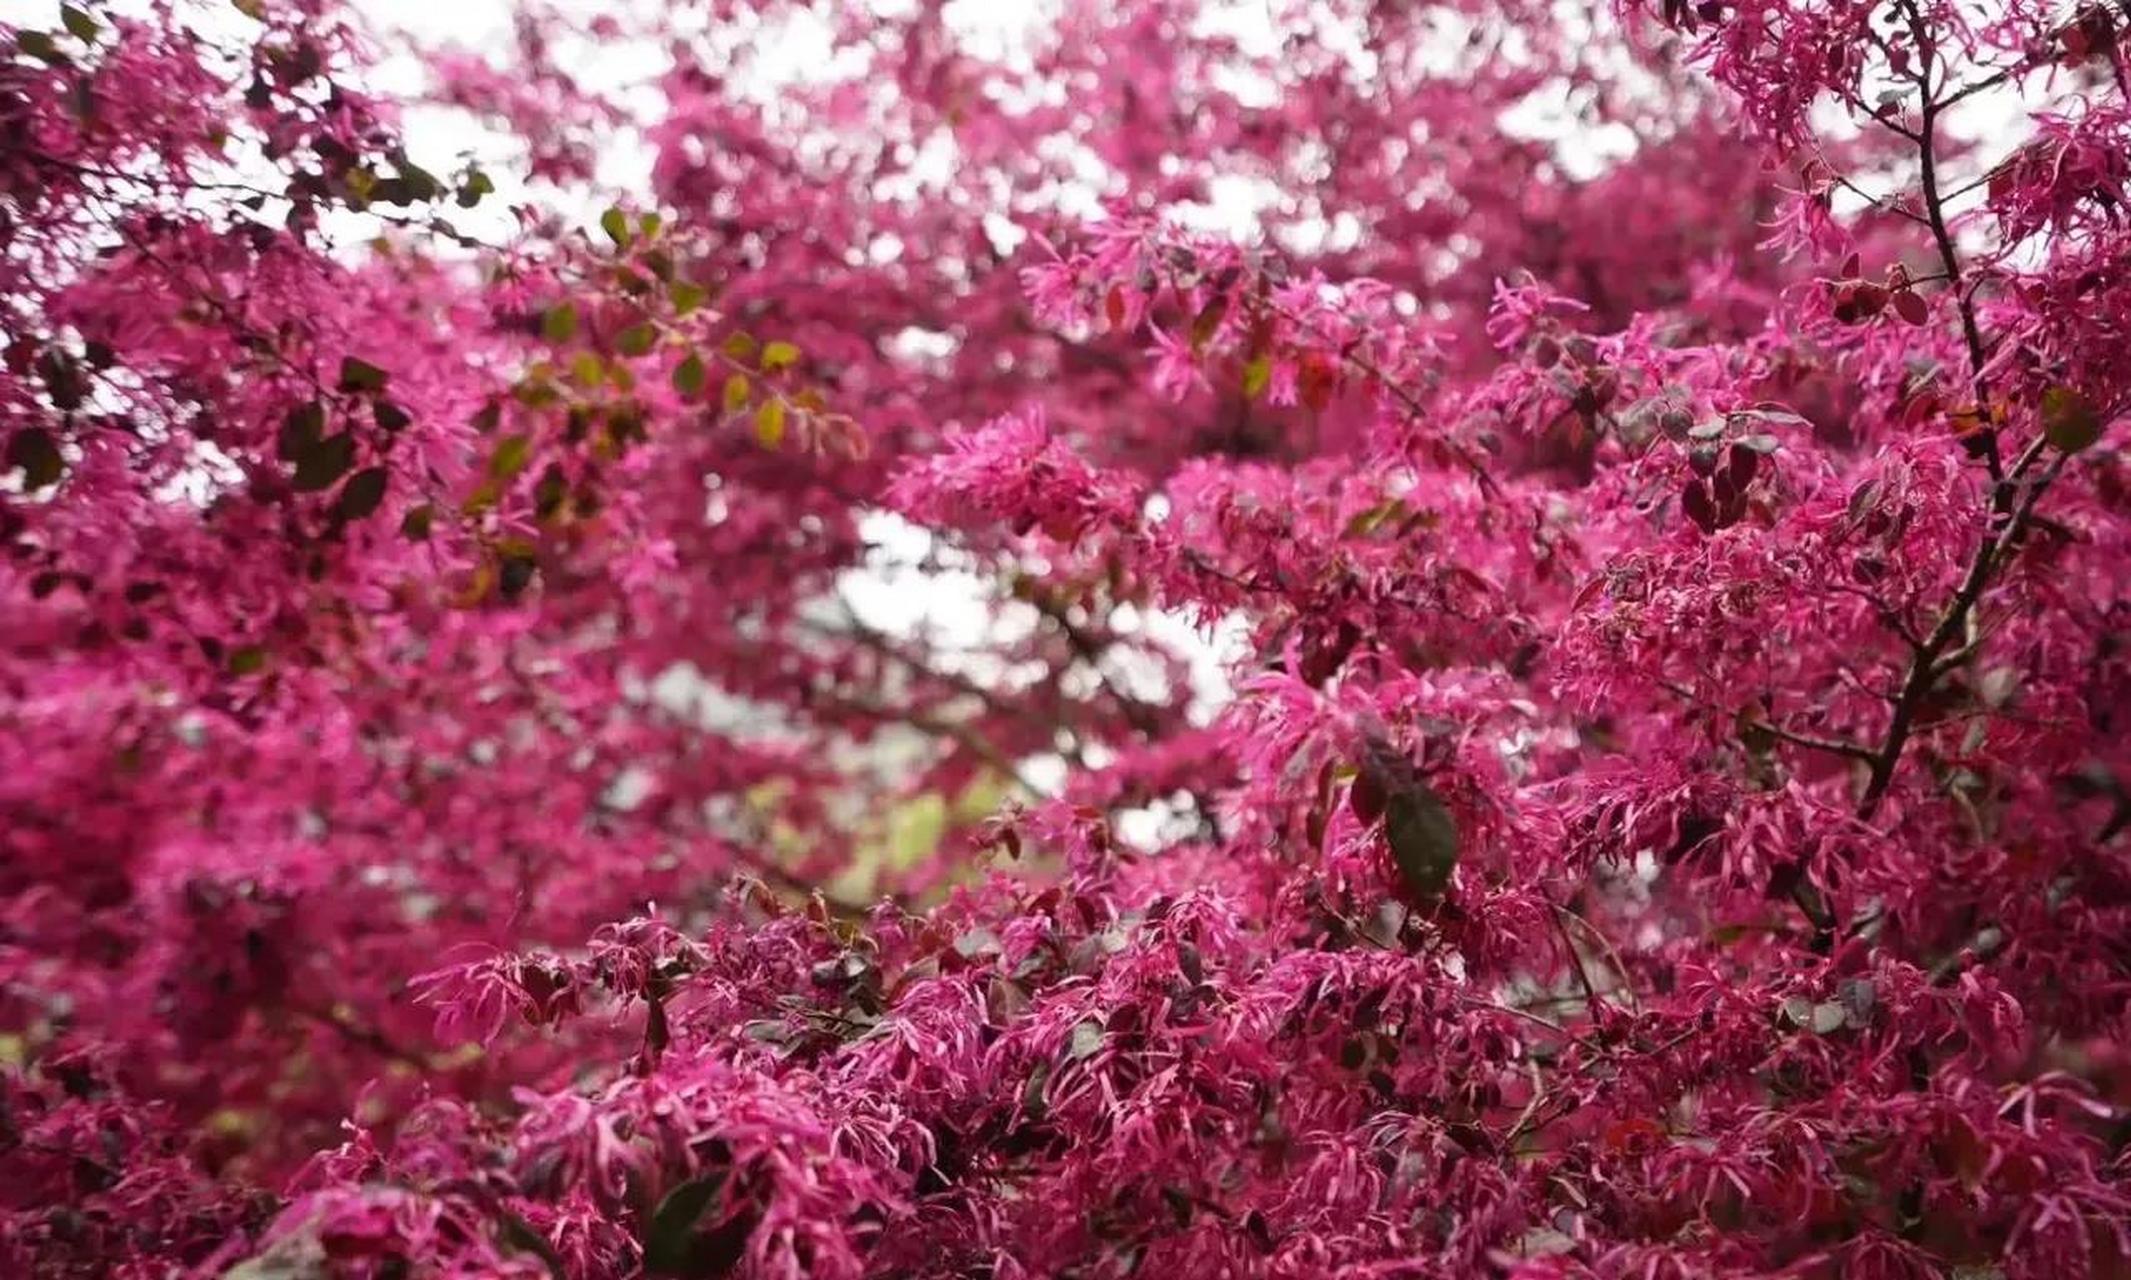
[3,0,2129,1276]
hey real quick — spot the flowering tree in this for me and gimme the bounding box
[4,0,2130,1275]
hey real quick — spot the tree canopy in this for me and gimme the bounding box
[2,0,2129,1276]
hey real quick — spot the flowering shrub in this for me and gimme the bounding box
[3,0,2130,1276]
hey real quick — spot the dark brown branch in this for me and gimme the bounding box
[1656,679,1875,765]
[1897,0,1999,478]
[1858,438,2063,817]
[1764,722,1882,765]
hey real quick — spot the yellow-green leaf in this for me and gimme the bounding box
[488,433,533,481]
[1242,354,1272,399]
[2041,385,2103,453]
[1190,296,1228,351]
[669,280,707,316]
[599,207,631,248]
[462,478,501,515]
[755,399,788,448]
[511,380,559,409]
[761,340,801,372]
[570,351,605,388]
[1343,498,1407,539]
[722,373,751,413]
[542,303,578,344]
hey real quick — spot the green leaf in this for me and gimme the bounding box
[488,433,533,481]
[1022,1058,1052,1120]
[497,547,538,602]
[61,5,100,42]
[455,170,494,209]
[8,427,64,489]
[722,374,751,414]
[511,379,559,409]
[400,503,435,540]
[292,434,356,491]
[277,402,325,461]
[673,352,707,398]
[760,340,800,372]
[669,280,708,316]
[639,211,664,240]
[16,31,66,64]
[542,303,579,344]
[337,356,388,394]
[1242,354,1272,400]
[373,400,412,432]
[34,350,84,411]
[369,176,415,207]
[616,323,658,358]
[1381,778,1459,901]
[642,1172,749,1278]
[1189,296,1228,351]
[227,645,268,676]
[600,207,631,248]
[393,159,441,203]
[496,1207,568,1278]
[754,399,787,448]
[462,478,501,516]
[533,465,568,521]
[336,467,389,520]
[2041,385,2102,453]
